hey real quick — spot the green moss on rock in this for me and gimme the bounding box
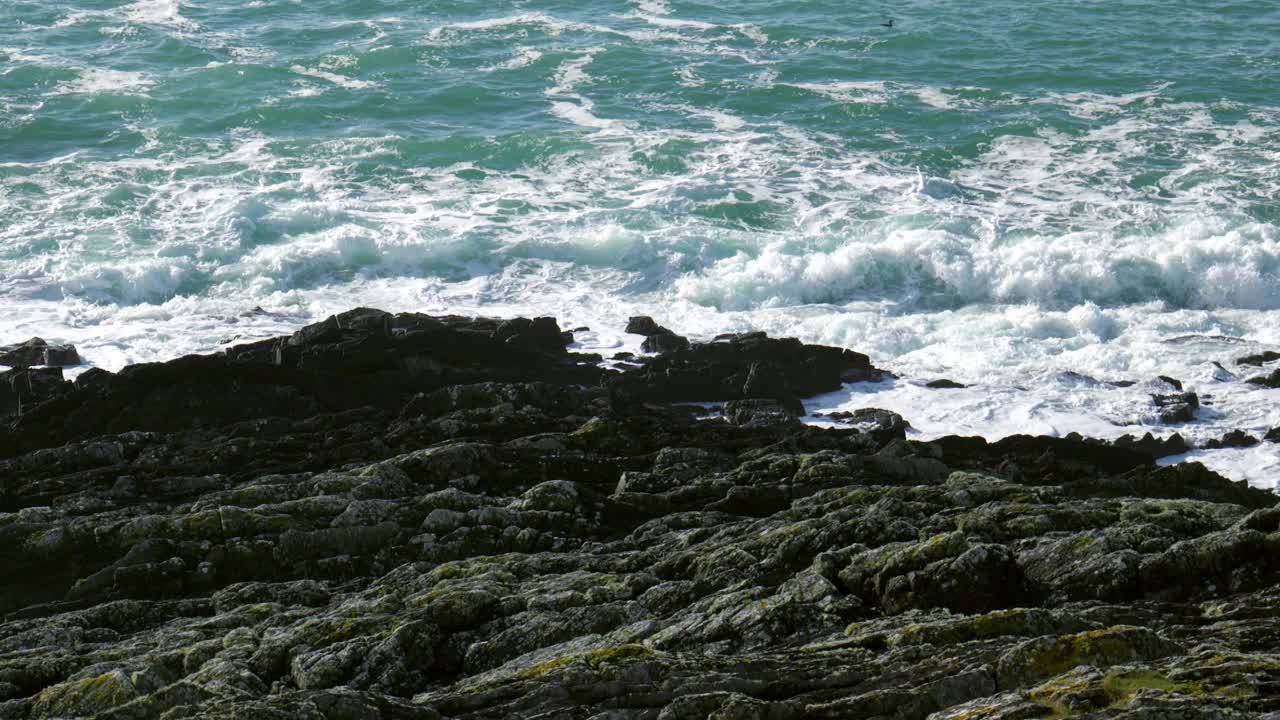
[32,670,134,718]
[997,626,1183,689]
[516,644,655,679]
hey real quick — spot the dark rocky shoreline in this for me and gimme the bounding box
[2,309,1278,719]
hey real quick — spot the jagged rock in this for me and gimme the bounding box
[926,378,967,389]
[625,316,691,354]
[641,331,690,354]
[1237,350,1280,367]
[72,367,113,391]
[1204,430,1260,449]
[1210,360,1239,381]
[1113,432,1188,459]
[0,310,1277,720]
[817,408,910,444]
[723,398,802,428]
[608,332,888,410]
[0,338,81,369]
[1246,368,1280,388]
[0,367,71,420]
[624,316,664,336]
[933,434,1155,480]
[0,313,603,461]
[837,531,1030,614]
[995,626,1183,689]
[1152,391,1199,423]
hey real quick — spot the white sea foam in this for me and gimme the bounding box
[18,11,109,30]
[789,80,891,104]
[674,219,1280,311]
[546,52,600,96]
[1,48,58,68]
[632,0,673,16]
[482,47,544,72]
[119,0,198,31]
[1162,447,1280,492]
[632,15,718,31]
[287,84,326,98]
[54,68,156,96]
[550,101,618,130]
[4,7,1280,492]
[230,45,274,62]
[674,66,705,87]
[698,109,746,132]
[425,12,699,47]
[5,91,1274,317]
[427,14,599,43]
[289,65,380,90]
[1035,82,1175,120]
[733,24,769,45]
[543,50,621,131]
[792,81,987,111]
[6,248,1280,494]
[915,86,957,109]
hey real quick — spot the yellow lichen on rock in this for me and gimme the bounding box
[32,670,134,717]
[517,644,655,679]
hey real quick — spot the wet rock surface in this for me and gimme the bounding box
[625,316,691,355]
[1,310,1278,720]
[1112,432,1189,460]
[1236,350,1280,367]
[1205,431,1262,450]
[0,338,81,370]
[1,368,71,422]
[815,409,911,446]
[1152,391,1200,424]
[1246,368,1280,389]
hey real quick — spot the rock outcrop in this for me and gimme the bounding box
[0,338,81,370]
[1,311,1277,720]
[624,316,691,354]
[1236,350,1280,367]
[1152,391,1199,424]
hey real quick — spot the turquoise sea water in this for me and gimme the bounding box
[3,1,1280,484]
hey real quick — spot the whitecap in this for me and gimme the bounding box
[788,80,891,104]
[0,47,57,69]
[481,47,544,73]
[545,51,602,97]
[550,101,617,130]
[289,65,380,90]
[632,0,672,15]
[118,0,199,31]
[287,85,326,98]
[674,218,1280,312]
[54,68,155,96]
[733,24,769,45]
[424,13,691,47]
[915,86,957,109]
[1034,82,1174,120]
[426,13,590,43]
[543,50,622,131]
[674,66,705,87]
[663,104,747,131]
[632,14,718,31]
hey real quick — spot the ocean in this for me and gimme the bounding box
[2,0,1279,487]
